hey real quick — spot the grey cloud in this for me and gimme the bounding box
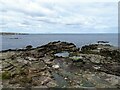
[0,0,118,33]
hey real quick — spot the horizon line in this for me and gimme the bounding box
[0,32,118,35]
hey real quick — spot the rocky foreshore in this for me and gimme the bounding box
[1,41,120,89]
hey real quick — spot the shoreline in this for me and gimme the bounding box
[1,41,119,52]
[1,41,120,88]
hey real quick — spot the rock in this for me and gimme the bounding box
[17,58,28,64]
[93,66,101,70]
[26,45,33,50]
[2,71,11,79]
[70,56,83,61]
[10,37,19,39]
[42,56,54,65]
[37,41,78,54]
[90,57,101,64]
[97,41,109,44]
[54,52,69,57]
[100,49,120,60]
[81,44,98,54]
[41,77,51,85]
[52,65,60,69]
[46,81,57,87]
[26,57,36,61]
[105,74,120,85]
[70,56,86,67]
[64,77,68,80]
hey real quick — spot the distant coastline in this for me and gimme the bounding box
[0,32,29,35]
[0,32,118,35]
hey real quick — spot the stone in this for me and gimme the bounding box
[54,52,69,57]
[93,66,101,70]
[46,81,57,87]
[26,57,36,61]
[70,56,83,62]
[64,77,68,80]
[97,41,109,44]
[26,45,33,50]
[90,58,100,64]
[17,58,28,64]
[52,65,60,69]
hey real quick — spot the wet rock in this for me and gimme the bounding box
[97,41,109,44]
[26,45,33,50]
[10,37,19,39]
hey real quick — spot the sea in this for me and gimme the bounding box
[1,34,119,51]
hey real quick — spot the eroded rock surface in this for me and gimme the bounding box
[1,41,120,89]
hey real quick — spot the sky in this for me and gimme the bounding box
[0,0,118,33]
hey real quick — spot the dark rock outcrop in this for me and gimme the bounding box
[97,41,109,44]
[37,41,78,55]
[26,45,33,50]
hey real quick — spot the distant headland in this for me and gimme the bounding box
[0,32,29,35]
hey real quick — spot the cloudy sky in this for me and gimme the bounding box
[0,0,118,33]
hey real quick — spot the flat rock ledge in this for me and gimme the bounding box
[0,41,120,89]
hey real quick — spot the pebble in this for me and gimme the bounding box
[52,65,60,69]
[93,66,101,70]
[64,77,68,80]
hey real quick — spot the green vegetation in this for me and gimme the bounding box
[2,71,11,79]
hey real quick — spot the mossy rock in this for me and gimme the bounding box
[2,71,11,79]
